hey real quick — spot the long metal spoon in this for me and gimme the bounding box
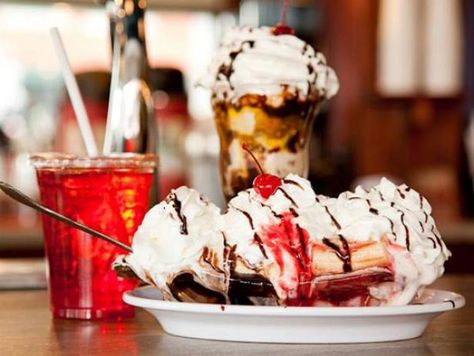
[0,181,132,253]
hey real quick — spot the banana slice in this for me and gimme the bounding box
[311,239,391,276]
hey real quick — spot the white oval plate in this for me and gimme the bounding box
[124,287,465,343]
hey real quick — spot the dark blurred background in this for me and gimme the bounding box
[0,0,473,275]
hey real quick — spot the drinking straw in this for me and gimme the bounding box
[102,30,121,155]
[50,27,98,157]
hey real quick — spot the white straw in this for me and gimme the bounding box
[102,30,122,155]
[50,27,98,156]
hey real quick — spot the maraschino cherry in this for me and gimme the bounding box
[272,0,295,36]
[272,24,295,36]
[242,144,281,199]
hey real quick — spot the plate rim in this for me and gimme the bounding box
[123,287,465,317]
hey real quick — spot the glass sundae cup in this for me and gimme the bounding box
[213,82,324,200]
[200,26,339,200]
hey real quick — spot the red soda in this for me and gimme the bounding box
[32,154,155,320]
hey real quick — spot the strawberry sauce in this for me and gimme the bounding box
[259,212,312,302]
[258,213,395,306]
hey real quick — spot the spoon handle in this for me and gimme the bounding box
[0,181,133,253]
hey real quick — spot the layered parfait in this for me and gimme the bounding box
[199,26,339,200]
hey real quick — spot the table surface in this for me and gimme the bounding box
[0,275,472,356]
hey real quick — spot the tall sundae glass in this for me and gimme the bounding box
[200,26,339,200]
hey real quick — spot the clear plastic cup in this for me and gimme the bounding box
[31,153,157,320]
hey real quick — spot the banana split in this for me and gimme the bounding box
[115,172,450,307]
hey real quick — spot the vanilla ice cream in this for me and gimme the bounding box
[118,186,228,301]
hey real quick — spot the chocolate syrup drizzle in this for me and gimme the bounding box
[418,192,424,209]
[289,207,299,217]
[400,212,411,251]
[282,178,303,189]
[427,237,437,249]
[387,218,395,235]
[295,225,309,270]
[217,40,255,89]
[322,235,352,272]
[166,193,188,235]
[201,247,225,274]
[277,187,298,207]
[378,190,385,201]
[324,206,341,230]
[419,220,425,233]
[431,225,442,249]
[235,208,268,259]
[397,188,406,199]
[369,208,379,215]
[253,233,268,259]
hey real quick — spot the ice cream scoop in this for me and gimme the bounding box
[297,178,451,305]
[222,174,316,303]
[223,175,450,306]
[115,186,229,303]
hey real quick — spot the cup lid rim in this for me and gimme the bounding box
[29,152,158,169]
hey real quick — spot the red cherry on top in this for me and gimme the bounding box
[254,173,281,199]
[241,144,281,199]
[272,24,295,36]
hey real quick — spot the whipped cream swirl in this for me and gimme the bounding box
[223,174,316,299]
[119,175,450,306]
[122,186,227,300]
[297,178,451,305]
[200,26,339,104]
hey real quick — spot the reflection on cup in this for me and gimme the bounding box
[31,153,156,320]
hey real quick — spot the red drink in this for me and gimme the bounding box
[31,154,156,320]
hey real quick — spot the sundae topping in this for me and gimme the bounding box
[199,26,339,104]
[223,174,318,301]
[272,0,294,36]
[254,174,282,200]
[121,186,228,300]
[272,24,295,36]
[117,175,450,307]
[296,178,450,305]
[242,144,281,199]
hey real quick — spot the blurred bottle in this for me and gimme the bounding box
[149,68,190,200]
[103,0,157,155]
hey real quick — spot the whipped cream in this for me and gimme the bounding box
[223,174,316,300]
[200,26,339,104]
[122,186,227,300]
[118,174,449,306]
[297,178,450,305]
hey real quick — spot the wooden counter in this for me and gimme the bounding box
[0,275,472,355]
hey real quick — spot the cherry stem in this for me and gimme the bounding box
[241,144,264,174]
[280,0,290,26]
